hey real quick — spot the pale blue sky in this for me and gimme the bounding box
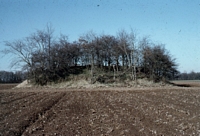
[0,0,200,72]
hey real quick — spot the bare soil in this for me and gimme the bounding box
[0,85,200,136]
[0,84,18,90]
[172,80,200,87]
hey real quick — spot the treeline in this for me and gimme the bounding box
[3,25,178,85]
[0,71,24,83]
[178,72,200,80]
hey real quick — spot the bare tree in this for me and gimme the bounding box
[29,24,55,84]
[98,35,117,70]
[116,29,138,80]
[2,25,179,85]
[79,31,97,83]
[117,29,131,68]
[3,38,37,71]
[141,43,178,82]
[129,29,137,80]
[30,24,54,70]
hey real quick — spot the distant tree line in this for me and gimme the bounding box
[2,25,178,85]
[0,71,24,83]
[177,71,200,80]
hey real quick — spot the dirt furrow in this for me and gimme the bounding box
[0,92,65,136]
[1,88,200,135]
[25,91,93,136]
[0,93,51,121]
[1,93,36,104]
[21,92,66,136]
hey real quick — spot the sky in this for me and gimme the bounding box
[0,0,200,73]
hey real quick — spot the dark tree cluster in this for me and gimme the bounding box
[3,25,178,85]
[141,44,178,81]
[0,71,24,83]
[177,71,200,80]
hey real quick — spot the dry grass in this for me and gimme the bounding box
[14,78,173,90]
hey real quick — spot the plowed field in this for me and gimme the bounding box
[0,84,18,90]
[0,87,200,135]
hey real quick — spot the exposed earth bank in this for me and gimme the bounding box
[15,78,174,89]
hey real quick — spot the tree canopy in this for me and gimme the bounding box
[2,26,179,85]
